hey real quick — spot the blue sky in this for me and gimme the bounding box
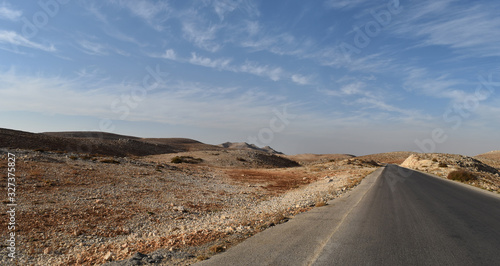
[0,0,499,155]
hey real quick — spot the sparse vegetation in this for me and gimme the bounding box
[346,176,365,189]
[100,159,120,164]
[447,170,477,182]
[155,164,164,172]
[171,156,203,164]
[80,155,92,160]
[315,201,327,207]
[209,244,225,254]
[268,213,289,227]
[171,156,183,164]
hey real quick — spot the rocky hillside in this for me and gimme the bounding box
[219,142,283,154]
[2,128,285,158]
[146,149,300,169]
[475,150,500,169]
[0,128,183,157]
[43,131,141,140]
[401,153,500,192]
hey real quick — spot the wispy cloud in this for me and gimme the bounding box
[320,81,372,98]
[84,3,144,46]
[181,13,222,52]
[189,52,232,69]
[393,1,500,57]
[212,0,238,21]
[239,62,283,81]
[0,70,287,131]
[323,0,369,10]
[240,32,308,56]
[0,3,21,21]
[152,50,287,82]
[402,66,468,102]
[77,39,109,56]
[211,0,260,21]
[340,81,368,95]
[162,49,176,60]
[110,0,171,31]
[291,74,312,85]
[0,30,56,52]
[312,46,395,73]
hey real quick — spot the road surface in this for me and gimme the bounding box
[197,165,500,266]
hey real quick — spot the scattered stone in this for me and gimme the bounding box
[131,252,147,261]
[43,247,51,254]
[104,251,114,261]
[173,206,186,212]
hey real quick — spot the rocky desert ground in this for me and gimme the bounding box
[1,128,499,265]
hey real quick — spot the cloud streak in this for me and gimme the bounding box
[393,1,500,57]
[0,30,55,52]
[0,4,21,21]
[0,70,287,131]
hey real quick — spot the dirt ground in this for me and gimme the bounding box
[0,149,379,265]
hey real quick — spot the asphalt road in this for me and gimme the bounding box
[197,165,500,266]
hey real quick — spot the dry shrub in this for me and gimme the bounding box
[438,162,448,167]
[80,155,92,160]
[447,170,477,182]
[209,244,225,254]
[269,213,289,226]
[171,156,203,164]
[100,159,120,164]
[315,201,327,207]
[346,177,364,189]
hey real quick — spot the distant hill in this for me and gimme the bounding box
[475,150,500,160]
[0,128,182,157]
[475,150,500,169]
[43,131,140,140]
[0,128,225,157]
[143,138,223,152]
[219,142,283,154]
[0,128,282,157]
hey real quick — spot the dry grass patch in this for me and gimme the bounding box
[447,170,477,182]
[315,201,327,207]
[171,156,203,164]
[209,244,225,254]
[226,169,313,194]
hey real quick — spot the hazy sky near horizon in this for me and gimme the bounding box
[0,0,499,155]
